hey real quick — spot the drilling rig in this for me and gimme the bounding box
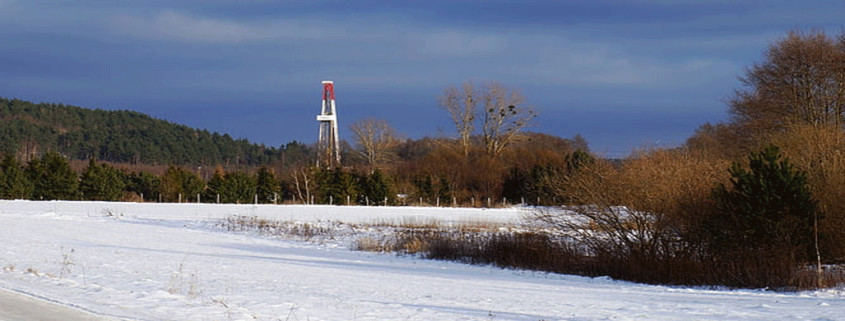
[316,80,340,168]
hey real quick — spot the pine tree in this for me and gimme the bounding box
[256,166,279,203]
[318,168,359,205]
[125,171,160,201]
[436,177,451,205]
[360,169,392,206]
[0,155,33,199]
[203,166,226,203]
[80,159,126,201]
[413,175,435,202]
[160,166,203,202]
[222,171,256,204]
[27,151,79,200]
[710,145,818,261]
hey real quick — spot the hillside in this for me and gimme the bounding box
[0,97,282,166]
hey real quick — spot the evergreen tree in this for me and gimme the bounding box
[126,171,161,202]
[0,155,33,199]
[27,151,79,200]
[222,171,256,204]
[80,159,126,201]
[317,168,359,205]
[203,166,226,203]
[256,166,279,203]
[565,150,594,173]
[160,166,204,202]
[436,177,452,205]
[360,169,392,206]
[413,175,435,202]
[710,145,818,261]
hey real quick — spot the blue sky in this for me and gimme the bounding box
[1,1,843,157]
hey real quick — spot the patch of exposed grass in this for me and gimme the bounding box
[218,215,336,241]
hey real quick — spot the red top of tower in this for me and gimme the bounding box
[322,80,335,100]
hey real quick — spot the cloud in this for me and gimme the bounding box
[419,31,506,57]
[0,2,778,102]
[106,10,266,43]
[105,10,346,44]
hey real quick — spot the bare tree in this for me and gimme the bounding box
[438,81,536,157]
[349,118,400,167]
[439,81,478,156]
[480,81,536,157]
[730,29,845,136]
[291,167,314,204]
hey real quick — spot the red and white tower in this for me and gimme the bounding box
[316,80,341,167]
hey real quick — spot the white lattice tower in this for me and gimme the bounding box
[316,80,341,167]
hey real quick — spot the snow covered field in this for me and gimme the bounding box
[0,200,842,320]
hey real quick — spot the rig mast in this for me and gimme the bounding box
[316,80,341,167]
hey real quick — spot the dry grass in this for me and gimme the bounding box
[218,215,335,241]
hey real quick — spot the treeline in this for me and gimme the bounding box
[0,151,396,205]
[0,132,590,207]
[0,98,281,165]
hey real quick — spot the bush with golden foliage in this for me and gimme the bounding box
[537,148,730,285]
[765,124,845,262]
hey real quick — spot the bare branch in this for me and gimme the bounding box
[349,118,400,168]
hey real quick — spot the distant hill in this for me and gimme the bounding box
[0,97,284,166]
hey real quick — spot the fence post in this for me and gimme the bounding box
[453,197,457,207]
[197,193,200,203]
[255,194,258,204]
[329,195,333,205]
[347,195,350,206]
[178,193,182,203]
[487,197,491,207]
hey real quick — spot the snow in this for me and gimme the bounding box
[0,200,842,320]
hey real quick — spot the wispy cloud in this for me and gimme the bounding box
[418,31,507,57]
[105,10,347,44]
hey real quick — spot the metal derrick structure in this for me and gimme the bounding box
[316,80,341,168]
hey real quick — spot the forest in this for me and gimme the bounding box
[0,98,282,166]
[2,29,845,289]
